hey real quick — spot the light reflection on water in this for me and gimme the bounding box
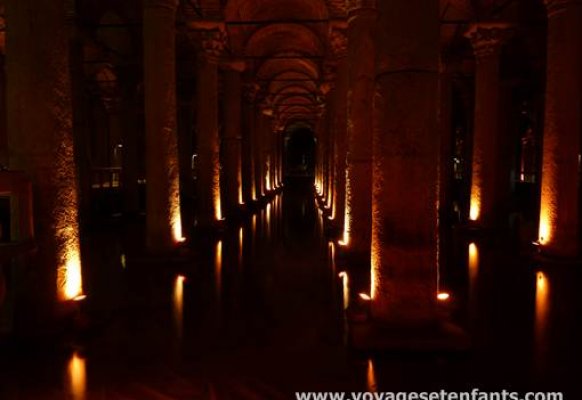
[173,275,185,339]
[66,352,86,400]
[534,270,550,370]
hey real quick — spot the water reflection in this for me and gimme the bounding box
[366,359,377,392]
[339,271,349,311]
[215,241,223,301]
[534,270,550,369]
[173,275,185,339]
[66,352,86,400]
[238,227,244,269]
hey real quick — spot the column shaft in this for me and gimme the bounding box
[344,6,376,256]
[144,0,182,249]
[466,24,512,228]
[223,69,243,216]
[6,0,84,302]
[371,0,440,324]
[332,57,349,233]
[241,95,256,203]
[196,55,221,225]
[538,0,582,256]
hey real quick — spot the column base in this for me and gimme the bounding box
[349,318,470,352]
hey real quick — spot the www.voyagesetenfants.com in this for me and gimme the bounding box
[294,390,564,400]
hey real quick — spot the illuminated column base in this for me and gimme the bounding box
[196,51,222,227]
[537,0,582,257]
[370,0,439,326]
[6,0,84,304]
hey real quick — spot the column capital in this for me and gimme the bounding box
[465,23,513,60]
[544,0,582,16]
[243,82,261,104]
[190,21,228,62]
[330,27,348,59]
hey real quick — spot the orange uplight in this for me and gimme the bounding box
[469,193,480,221]
[437,292,450,301]
[538,207,552,245]
[59,245,84,302]
[67,352,86,400]
[172,212,185,244]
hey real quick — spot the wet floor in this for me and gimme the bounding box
[0,179,581,398]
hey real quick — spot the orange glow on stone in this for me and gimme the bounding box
[538,205,552,245]
[59,243,84,302]
[469,190,481,221]
[172,211,185,244]
[339,170,351,247]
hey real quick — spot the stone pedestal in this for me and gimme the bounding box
[144,0,182,250]
[538,0,582,257]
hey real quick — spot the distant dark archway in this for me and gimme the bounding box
[284,126,316,180]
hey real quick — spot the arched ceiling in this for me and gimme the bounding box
[222,0,333,129]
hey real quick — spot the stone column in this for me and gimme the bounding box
[538,0,582,257]
[330,28,349,234]
[222,64,244,217]
[6,0,84,302]
[143,0,182,250]
[260,110,274,194]
[343,2,376,260]
[196,30,224,226]
[0,57,7,167]
[253,107,265,199]
[120,83,141,217]
[371,0,440,324]
[241,83,257,203]
[465,23,513,228]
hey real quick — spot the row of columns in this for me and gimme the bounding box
[314,0,582,329]
[3,0,284,313]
